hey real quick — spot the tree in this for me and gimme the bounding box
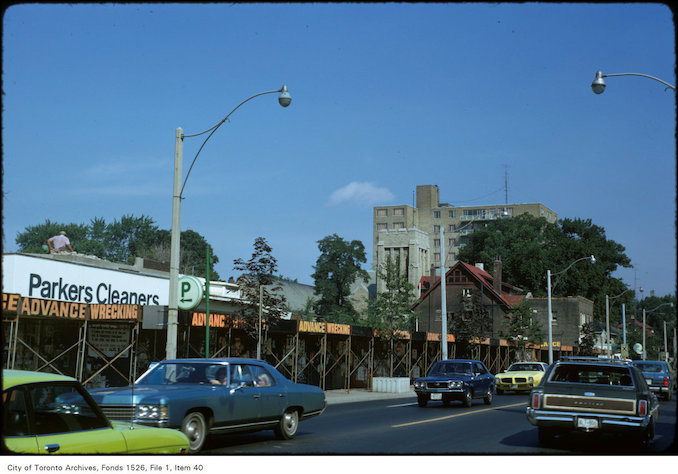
[233,237,288,337]
[578,322,597,356]
[457,214,631,320]
[311,234,369,324]
[500,300,545,362]
[451,289,493,358]
[368,256,417,339]
[15,216,220,279]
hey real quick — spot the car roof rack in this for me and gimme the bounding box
[559,356,631,364]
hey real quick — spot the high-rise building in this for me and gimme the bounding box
[373,184,557,293]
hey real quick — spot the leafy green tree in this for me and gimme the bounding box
[500,299,545,362]
[451,289,493,358]
[15,216,220,279]
[368,256,417,339]
[233,237,288,337]
[578,322,597,356]
[457,214,631,320]
[311,234,369,324]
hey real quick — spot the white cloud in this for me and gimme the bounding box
[328,181,395,206]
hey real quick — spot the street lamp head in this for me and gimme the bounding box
[278,85,292,107]
[589,255,596,264]
[591,71,606,94]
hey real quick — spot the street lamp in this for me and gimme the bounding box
[605,287,636,357]
[641,301,674,361]
[546,255,596,364]
[166,86,291,361]
[591,70,675,94]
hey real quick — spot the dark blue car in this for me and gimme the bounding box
[632,360,674,401]
[88,358,326,453]
[413,359,495,407]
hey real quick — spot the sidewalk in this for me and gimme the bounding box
[324,387,417,405]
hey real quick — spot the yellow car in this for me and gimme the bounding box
[2,369,189,454]
[495,362,549,394]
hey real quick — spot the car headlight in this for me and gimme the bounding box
[136,404,168,421]
[448,381,462,389]
[414,380,425,389]
[528,377,534,383]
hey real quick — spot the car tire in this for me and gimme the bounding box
[181,411,208,453]
[496,388,504,395]
[417,394,429,407]
[484,389,493,405]
[664,391,672,401]
[463,390,473,408]
[275,409,299,440]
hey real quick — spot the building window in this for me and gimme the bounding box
[393,208,404,216]
[448,224,456,231]
[448,238,456,247]
[552,312,558,325]
[393,222,405,230]
[449,252,456,261]
[449,210,456,218]
[376,223,387,231]
[433,225,440,233]
[434,239,440,247]
[376,209,388,217]
[434,253,440,262]
[433,211,440,218]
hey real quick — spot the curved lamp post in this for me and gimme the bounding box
[605,287,638,357]
[641,301,674,360]
[546,255,596,364]
[166,86,291,361]
[591,70,675,94]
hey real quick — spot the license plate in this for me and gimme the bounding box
[511,384,518,389]
[577,418,599,429]
[431,393,442,400]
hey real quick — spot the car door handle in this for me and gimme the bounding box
[44,444,60,453]
[253,394,260,399]
[279,394,285,398]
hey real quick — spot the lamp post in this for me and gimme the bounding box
[546,255,596,364]
[591,71,675,94]
[640,302,674,361]
[166,86,291,361]
[605,287,636,357]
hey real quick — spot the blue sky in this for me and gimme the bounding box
[2,3,675,297]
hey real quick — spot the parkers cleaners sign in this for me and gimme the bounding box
[2,254,168,305]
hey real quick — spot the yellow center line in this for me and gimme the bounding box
[392,401,526,428]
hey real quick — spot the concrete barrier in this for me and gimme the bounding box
[372,377,411,393]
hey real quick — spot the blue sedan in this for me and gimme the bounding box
[88,358,326,452]
[413,359,495,407]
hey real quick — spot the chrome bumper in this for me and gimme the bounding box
[526,407,652,431]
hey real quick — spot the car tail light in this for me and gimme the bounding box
[531,393,541,409]
[638,400,648,416]
[663,377,669,387]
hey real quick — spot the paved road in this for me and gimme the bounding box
[200,392,677,454]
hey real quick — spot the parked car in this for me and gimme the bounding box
[631,360,674,401]
[413,359,495,407]
[526,357,659,446]
[495,362,549,394]
[2,369,189,454]
[88,358,326,452]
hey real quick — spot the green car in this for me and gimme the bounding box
[2,370,190,454]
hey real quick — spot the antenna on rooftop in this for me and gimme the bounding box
[502,165,509,217]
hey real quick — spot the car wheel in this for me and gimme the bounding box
[664,391,672,402]
[484,389,493,405]
[417,394,429,407]
[463,390,473,408]
[275,409,299,440]
[181,411,208,453]
[496,388,504,395]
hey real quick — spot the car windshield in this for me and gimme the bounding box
[136,362,226,385]
[430,362,472,375]
[508,364,544,372]
[550,364,634,386]
[633,362,664,373]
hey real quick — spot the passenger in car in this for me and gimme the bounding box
[210,367,228,385]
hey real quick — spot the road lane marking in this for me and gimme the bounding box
[392,401,526,428]
[387,402,418,408]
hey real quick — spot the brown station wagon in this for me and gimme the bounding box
[526,357,659,447]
